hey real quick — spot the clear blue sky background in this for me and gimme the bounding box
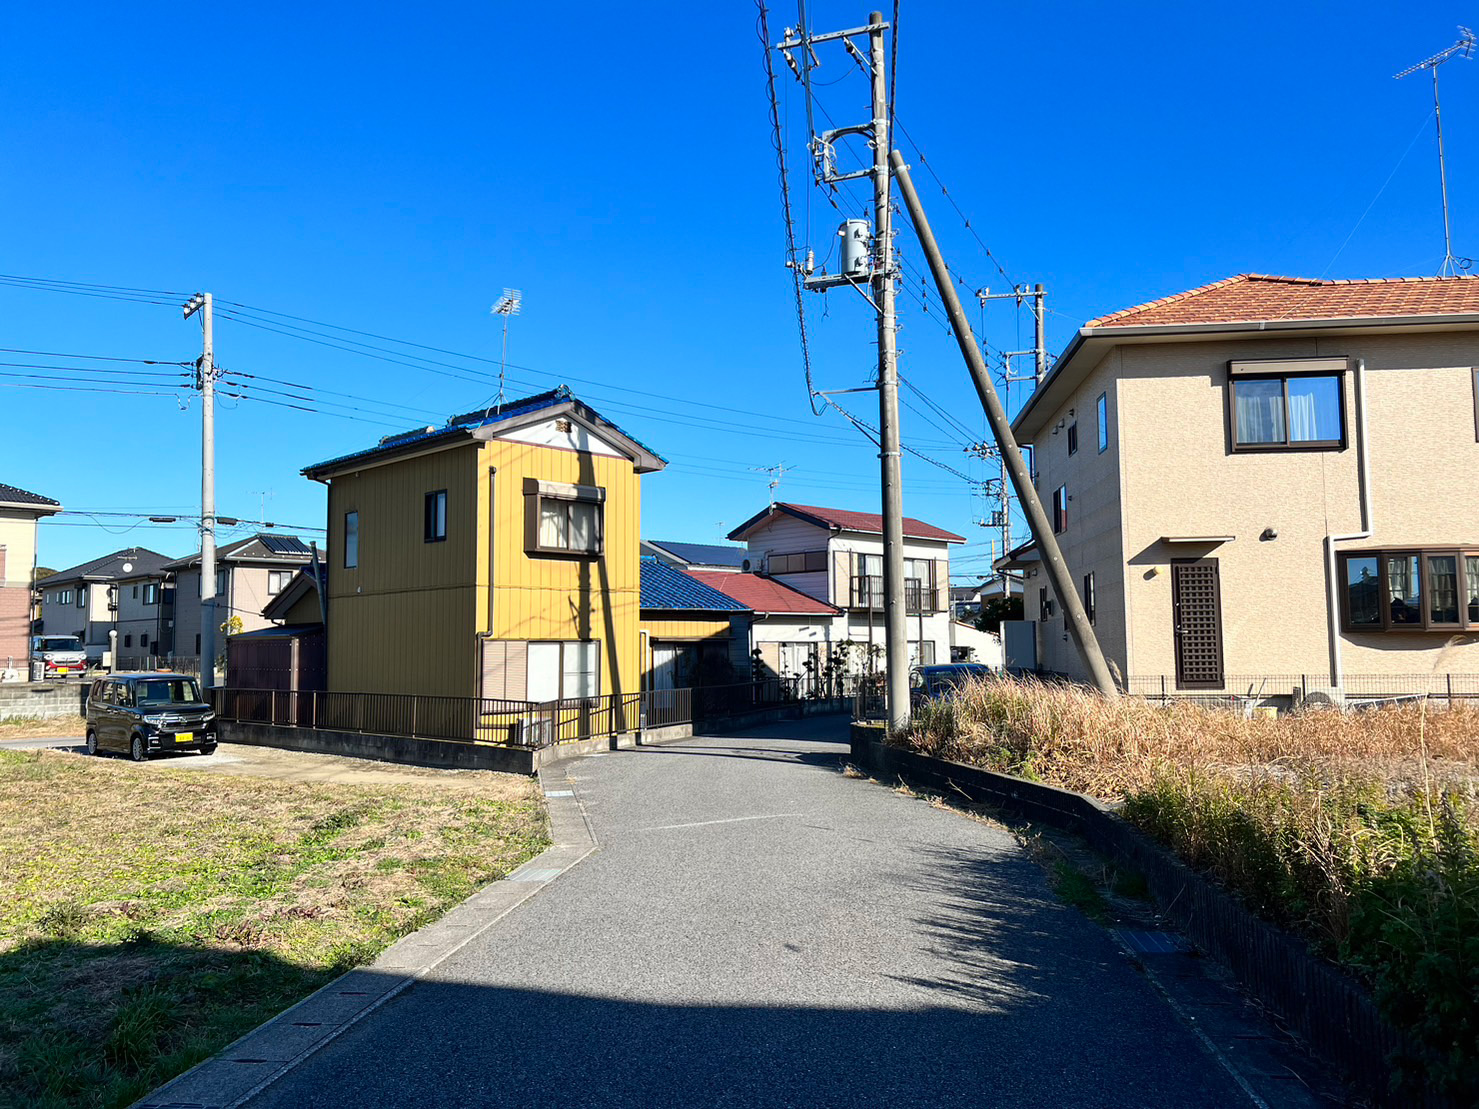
[3,1,1473,583]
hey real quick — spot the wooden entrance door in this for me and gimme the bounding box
[1172,559,1224,690]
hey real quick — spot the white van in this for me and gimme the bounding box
[31,635,88,679]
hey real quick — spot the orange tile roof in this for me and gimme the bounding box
[686,571,840,616]
[1086,274,1479,329]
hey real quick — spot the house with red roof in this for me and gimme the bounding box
[999,274,1479,700]
[715,501,966,682]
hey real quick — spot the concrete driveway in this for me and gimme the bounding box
[226,718,1325,1108]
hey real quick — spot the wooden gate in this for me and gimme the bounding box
[1172,559,1224,690]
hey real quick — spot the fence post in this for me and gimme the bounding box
[311,689,318,730]
[270,691,276,727]
[1160,675,1166,706]
[357,695,364,734]
[1448,672,1454,709]
[410,696,418,739]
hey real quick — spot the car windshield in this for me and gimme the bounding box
[40,637,82,652]
[134,679,202,707]
[930,667,991,692]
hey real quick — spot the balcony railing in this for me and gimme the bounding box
[848,576,944,614]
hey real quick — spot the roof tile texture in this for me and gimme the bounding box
[1087,274,1479,328]
[686,570,839,615]
[774,503,966,543]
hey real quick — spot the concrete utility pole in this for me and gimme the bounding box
[183,293,218,687]
[868,11,910,733]
[1033,283,1047,384]
[891,151,1118,697]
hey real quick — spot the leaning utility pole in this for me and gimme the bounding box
[1032,283,1047,383]
[867,11,909,733]
[892,151,1118,696]
[183,293,218,687]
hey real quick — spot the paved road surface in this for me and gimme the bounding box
[245,719,1263,1108]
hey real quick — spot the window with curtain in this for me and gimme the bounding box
[1340,549,1479,631]
[526,641,601,701]
[1232,373,1344,449]
[527,480,604,556]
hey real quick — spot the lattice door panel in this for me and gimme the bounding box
[1172,559,1224,690]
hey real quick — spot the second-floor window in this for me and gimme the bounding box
[1083,571,1096,625]
[1097,392,1110,452]
[526,479,604,556]
[76,587,85,608]
[1067,422,1078,456]
[1229,359,1346,451]
[1053,485,1068,534]
[769,550,826,574]
[268,570,292,594]
[344,511,359,568]
[143,583,159,605]
[424,490,447,543]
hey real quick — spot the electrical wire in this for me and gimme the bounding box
[0,347,191,366]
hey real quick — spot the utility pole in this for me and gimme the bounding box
[776,9,908,730]
[183,293,218,688]
[892,150,1118,696]
[1032,283,1047,384]
[868,11,909,733]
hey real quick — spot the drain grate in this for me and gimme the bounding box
[543,790,574,798]
[1114,929,1189,954]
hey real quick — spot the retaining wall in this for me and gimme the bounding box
[850,726,1451,1109]
[0,681,88,721]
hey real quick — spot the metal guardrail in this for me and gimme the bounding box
[1126,673,1479,710]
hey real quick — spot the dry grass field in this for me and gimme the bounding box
[902,676,1479,1098]
[0,714,87,739]
[0,748,547,1109]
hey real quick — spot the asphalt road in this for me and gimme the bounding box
[243,719,1259,1108]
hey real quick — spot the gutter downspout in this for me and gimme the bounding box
[1325,358,1373,693]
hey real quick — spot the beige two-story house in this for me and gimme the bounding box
[1001,273,1479,698]
[1,483,61,673]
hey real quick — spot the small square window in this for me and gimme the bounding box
[526,480,604,556]
[424,490,448,543]
[268,570,292,594]
[143,583,159,605]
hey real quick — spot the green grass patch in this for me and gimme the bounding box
[0,749,548,1108]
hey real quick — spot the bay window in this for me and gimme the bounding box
[1339,547,1479,631]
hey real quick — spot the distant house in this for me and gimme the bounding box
[685,569,840,688]
[301,388,665,701]
[638,558,750,689]
[36,547,172,664]
[724,501,966,672]
[165,534,317,662]
[1000,273,1479,695]
[0,483,61,673]
[226,565,329,693]
[640,540,750,573]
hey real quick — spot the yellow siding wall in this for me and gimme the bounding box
[326,444,478,696]
[477,441,644,699]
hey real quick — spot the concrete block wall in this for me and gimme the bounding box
[0,682,88,720]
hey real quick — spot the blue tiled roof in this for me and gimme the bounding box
[647,540,749,568]
[640,558,748,612]
[303,387,666,476]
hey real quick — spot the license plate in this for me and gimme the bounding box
[57,667,68,674]
[174,732,194,744]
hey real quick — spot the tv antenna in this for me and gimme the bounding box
[752,462,791,507]
[489,288,523,413]
[1395,26,1476,276]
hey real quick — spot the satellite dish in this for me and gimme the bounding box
[122,562,133,574]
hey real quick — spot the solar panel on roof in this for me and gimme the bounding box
[260,535,310,555]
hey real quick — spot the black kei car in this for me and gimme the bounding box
[86,673,218,761]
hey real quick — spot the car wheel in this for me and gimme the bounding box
[85,730,99,756]
[201,744,217,756]
[129,735,147,763]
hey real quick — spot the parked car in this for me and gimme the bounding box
[31,635,88,679]
[85,673,217,761]
[909,663,997,708]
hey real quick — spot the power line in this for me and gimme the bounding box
[0,347,191,366]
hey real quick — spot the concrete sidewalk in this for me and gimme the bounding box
[235,719,1284,1108]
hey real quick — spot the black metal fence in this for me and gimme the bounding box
[1126,673,1479,711]
[116,655,201,676]
[214,687,686,750]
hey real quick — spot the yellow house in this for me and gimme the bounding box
[302,388,665,700]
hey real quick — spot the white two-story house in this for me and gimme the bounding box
[705,501,964,680]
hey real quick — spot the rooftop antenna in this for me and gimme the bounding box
[752,462,790,507]
[1395,26,1476,276]
[489,288,523,414]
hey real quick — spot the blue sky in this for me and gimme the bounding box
[3,1,1474,583]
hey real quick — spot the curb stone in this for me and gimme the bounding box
[133,763,596,1109]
